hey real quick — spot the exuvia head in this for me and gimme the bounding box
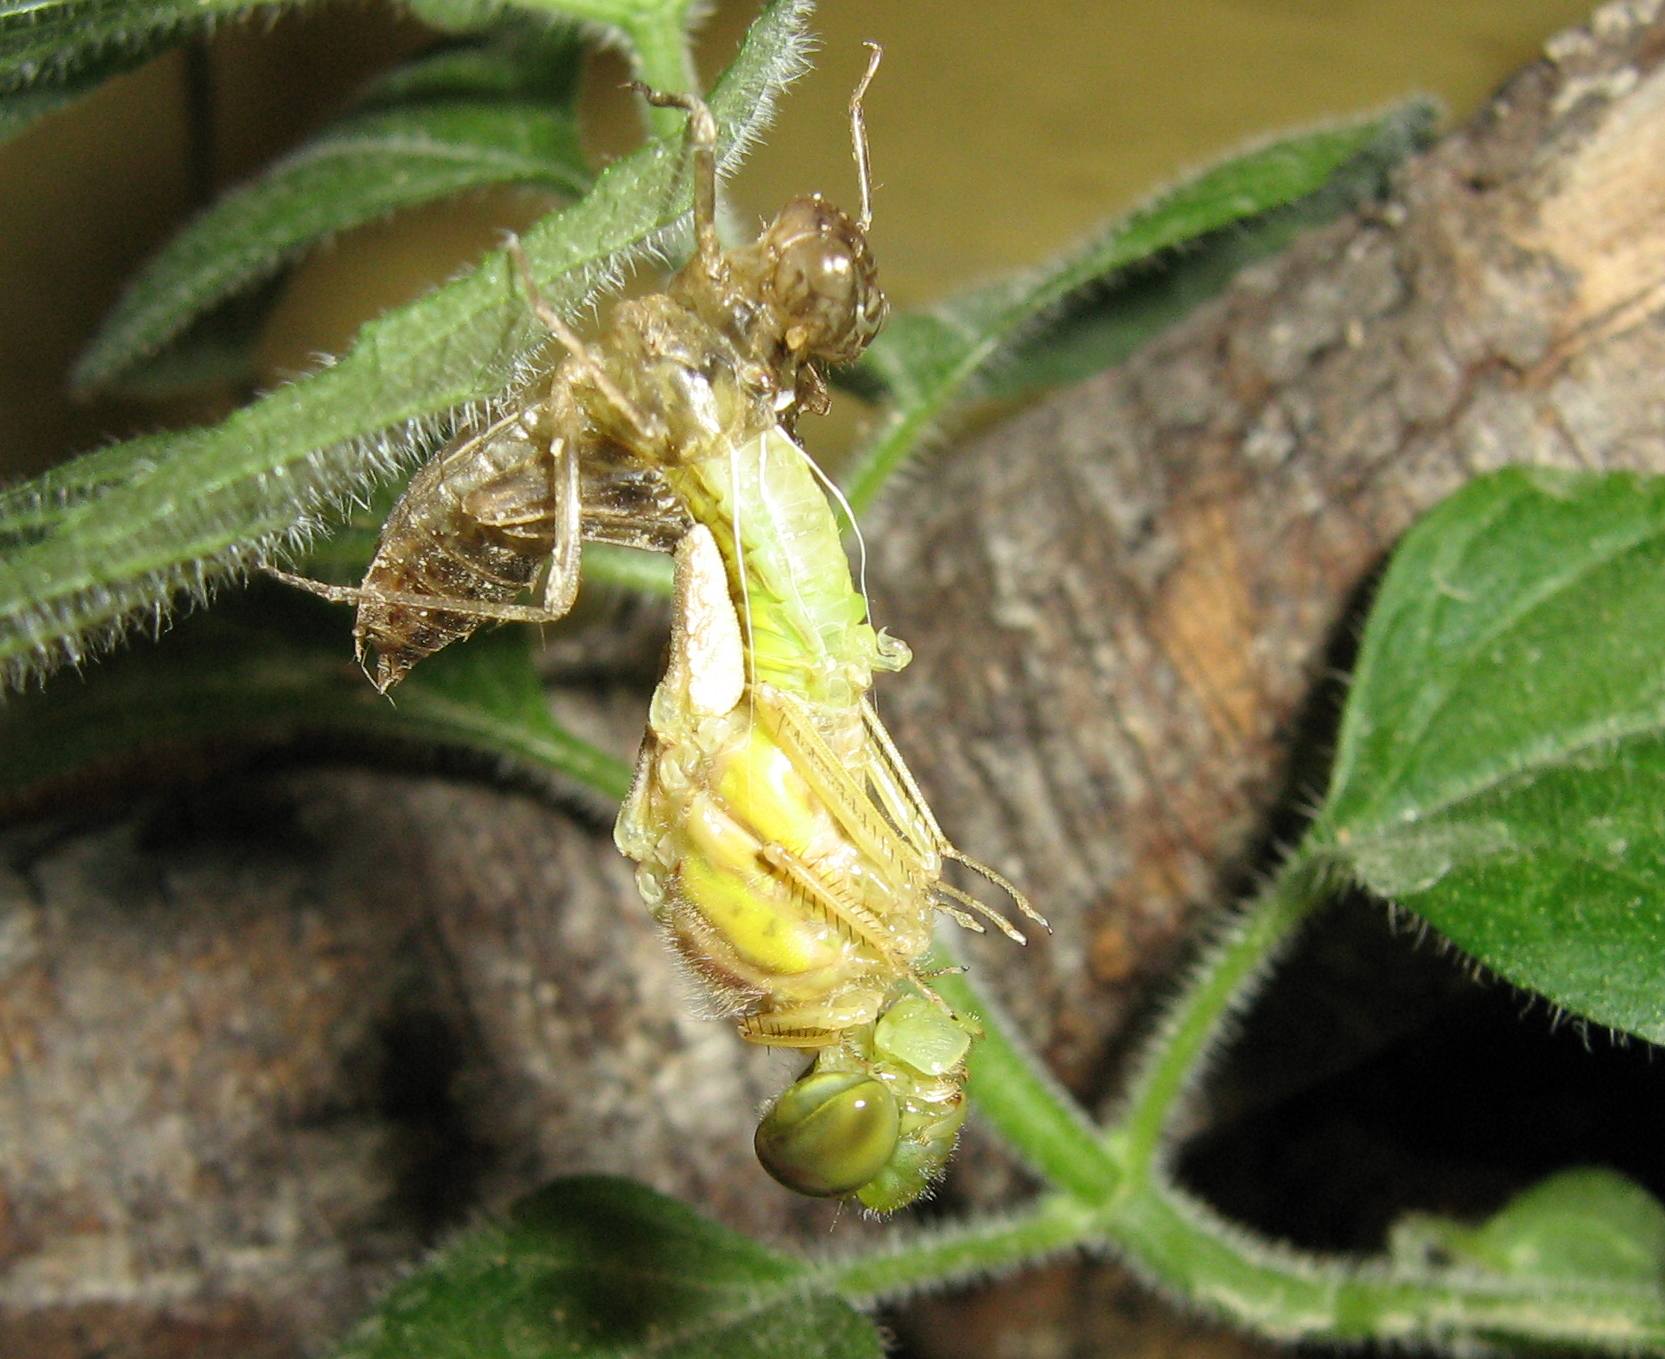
[757,194,888,366]
[755,43,887,367]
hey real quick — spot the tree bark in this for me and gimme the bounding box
[6,3,1665,1355]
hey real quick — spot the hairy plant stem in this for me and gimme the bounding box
[1101,1178,1665,1349]
[817,1191,1097,1302]
[931,958,1119,1204]
[1107,852,1328,1179]
[817,855,1665,1352]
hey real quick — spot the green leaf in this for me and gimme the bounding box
[0,0,282,133]
[405,0,704,132]
[0,0,812,691]
[0,592,632,805]
[75,23,592,394]
[1390,1168,1665,1286]
[840,100,1435,514]
[1315,468,1665,1043]
[329,1176,882,1359]
[973,173,1372,403]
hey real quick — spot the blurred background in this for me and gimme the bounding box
[0,0,1595,484]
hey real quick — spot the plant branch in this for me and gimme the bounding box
[1106,853,1328,1180]
[816,1191,1093,1302]
[929,954,1118,1204]
[1101,1178,1665,1351]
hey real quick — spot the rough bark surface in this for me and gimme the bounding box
[6,3,1665,1355]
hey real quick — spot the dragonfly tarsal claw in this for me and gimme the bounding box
[945,847,1050,933]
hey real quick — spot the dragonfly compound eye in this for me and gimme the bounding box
[754,1069,900,1198]
[764,196,887,365]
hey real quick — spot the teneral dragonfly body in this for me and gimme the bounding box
[618,520,1026,1210]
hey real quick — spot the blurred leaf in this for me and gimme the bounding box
[75,23,592,394]
[975,156,1386,403]
[407,0,706,135]
[0,0,812,690]
[1316,468,1665,1043]
[0,589,632,806]
[840,100,1436,514]
[329,1176,882,1359]
[0,0,273,134]
[1390,1168,1665,1285]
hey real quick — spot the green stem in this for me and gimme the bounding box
[929,955,1118,1204]
[813,1163,1665,1351]
[583,543,673,597]
[1101,1178,1665,1350]
[1107,853,1327,1179]
[817,1191,1094,1301]
[619,8,701,139]
[844,400,947,519]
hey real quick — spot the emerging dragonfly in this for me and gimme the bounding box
[622,519,1043,1210]
[271,47,1043,1210]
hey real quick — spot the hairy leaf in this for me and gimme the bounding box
[0,593,632,805]
[0,0,811,690]
[840,100,1436,514]
[0,0,283,135]
[329,1176,881,1359]
[1316,468,1665,1043]
[976,171,1383,403]
[75,22,591,393]
[1390,1168,1665,1286]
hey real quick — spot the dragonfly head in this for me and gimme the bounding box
[753,997,972,1212]
[758,195,888,366]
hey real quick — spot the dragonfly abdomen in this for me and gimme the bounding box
[354,421,563,689]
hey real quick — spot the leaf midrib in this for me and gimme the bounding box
[1327,705,1665,862]
[1331,508,1665,832]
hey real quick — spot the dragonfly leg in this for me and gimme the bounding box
[859,699,1049,934]
[503,236,661,444]
[262,567,584,626]
[756,841,906,963]
[739,993,882,1049]
[539,433,581,618]
[753,684,935,901]
[626,82,720,275]
[849,43,882,232]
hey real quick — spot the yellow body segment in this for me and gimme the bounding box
[619,526,932,1032]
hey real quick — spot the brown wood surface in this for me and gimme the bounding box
[6,2,1665,1354]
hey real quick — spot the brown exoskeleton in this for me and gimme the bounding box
[267,53,888,694]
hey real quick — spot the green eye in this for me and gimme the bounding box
[754,1071,900,1197]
